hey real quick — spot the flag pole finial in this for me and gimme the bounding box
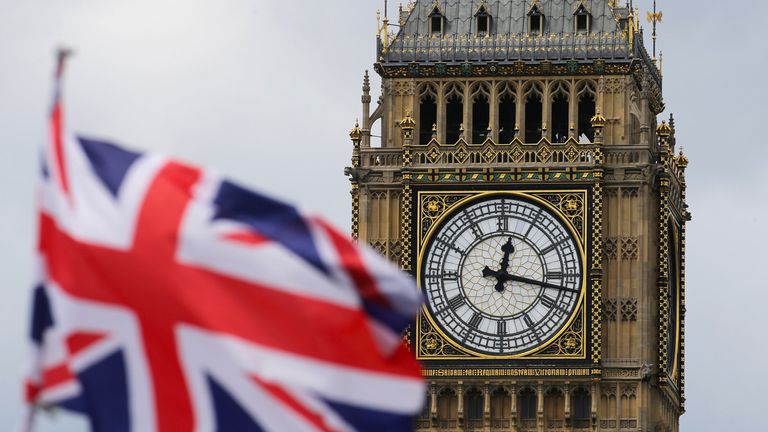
[55,47,74,78]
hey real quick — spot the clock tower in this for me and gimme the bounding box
[347,1,688,431]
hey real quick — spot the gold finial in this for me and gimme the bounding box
[399,111,416,130]
[656,120,672,137]
[350,118,363,141]
[634,7,640,30]
[376,10,381,39]
[646,0,663,60]
[677,147,689,168]
[382,11,390,50]
[459,123,465,133]
[591,109,607,129]
[432,123,438,137]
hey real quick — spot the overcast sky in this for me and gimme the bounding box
[0,1,765,431]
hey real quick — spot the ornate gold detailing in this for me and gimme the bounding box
[376,62,634,80]
[590,110,607,129]
[349,118,362,141]
[400,111,417,130]
[535,193,586,235]
[538,312,584,356]
[646,0,663,60]
[656,120,672,137]
[680,216,688,410]
[590,181,604,366]
[350,183,360,240]
[422,368,595,378]
[658,173,671,376]
[411,139,595,168]
[675,148,689,169]
[590,114,604,367]
[418,193,473,239]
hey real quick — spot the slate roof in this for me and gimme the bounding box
[380,0,637,64]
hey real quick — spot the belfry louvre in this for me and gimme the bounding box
[347,1,688,431]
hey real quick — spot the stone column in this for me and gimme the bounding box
[537,382,544,432]
[361,71,372,148]
[458,381,465,426]
[484,381,491,431]
[510,383,518,432]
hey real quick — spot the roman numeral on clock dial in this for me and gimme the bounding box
[468,312,482,330]
[541,294,556,309]
[523,314,535,329]
[497,321,507,335]
[448,295,465,310]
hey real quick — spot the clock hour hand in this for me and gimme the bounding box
[482,237,516,293]
[498,237,514,273]
[482,267,505,293]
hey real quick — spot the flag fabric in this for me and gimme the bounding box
[25,54,425,432]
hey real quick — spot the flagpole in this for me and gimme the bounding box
[21,47,75,432]
[17,406,35,432]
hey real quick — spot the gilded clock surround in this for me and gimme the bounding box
[416,190,590,361]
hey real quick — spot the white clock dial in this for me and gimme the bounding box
[421,195,584,356]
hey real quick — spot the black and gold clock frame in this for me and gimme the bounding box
[412,187,595,366]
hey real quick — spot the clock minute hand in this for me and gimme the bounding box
[503,273,580,294]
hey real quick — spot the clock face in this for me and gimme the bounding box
[421,195,585,356]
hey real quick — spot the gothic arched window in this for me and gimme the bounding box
[544,388,565,428]
[471,83,491,143]
[490,388,511,428]
[524,82,543,143]
[445,84,465,144]
[498,82,517,144]
[550,81,570,143]
[437,388,458,429]
[572,388,591,428]
[429,6,445,36]
[475,5,491,36]
[518,388,537,420]
[419,85,438,144]
[577,81,597,142]
[574,5,592,33]
[465,388,484,428]
[528,6,544,36]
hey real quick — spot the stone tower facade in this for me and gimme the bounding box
[346,1,688,431]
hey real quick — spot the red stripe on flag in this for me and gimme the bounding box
[223,230,269,246]
[43,363,76,389]
[66,332,108,356]
[251,375,335,432]
[315,218,391,309]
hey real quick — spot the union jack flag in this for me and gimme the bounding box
[25,52,425,431]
